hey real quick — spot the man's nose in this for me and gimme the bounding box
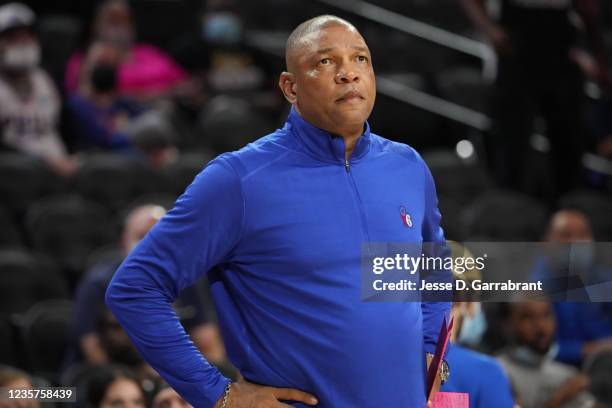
[335,66,360,83]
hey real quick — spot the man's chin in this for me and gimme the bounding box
[333,108,370,127]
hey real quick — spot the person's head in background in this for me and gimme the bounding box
[0,365,39,408]
[81,40,122,98]
[448,242,487,348]
[546,209,593,243]
[202,0,243,48]
[98,308,143,368]
[93,0,134,51]
[121,205,167,255]
[85,365,145,408]
[0,3,39,76]
[152,383,192,408]
[509,298,556,356]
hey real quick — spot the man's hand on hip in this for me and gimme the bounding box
[214,379,319,408]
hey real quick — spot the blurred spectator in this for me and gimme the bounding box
[498,299,595,408]
[0,3,78,177]
[202,1,266,94]
[65,0,187,102]
[0,365,39,408]
[65,205,230,376]
[152,383,192,408]
[540,210,612,366]
[84,365,145,408]
[66,40,144,151]
[462,0,609,197]
[441,242,515,408]
[584,350,612,407]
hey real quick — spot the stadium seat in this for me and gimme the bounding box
[559,190,612,241]
[25,195,117,280]
[162,152,213,196]
[0,248,68,316]
[422,149,492,206]
[0,153,63,215]
[460,189,549,241]
[17,299,73,383]
[436,66,490,113]
[197,96,276,153]
[71,154,164,213]
[369,73,442,149]
[37,15,81,84]
[0,205,24,249]
[0,316,18,366]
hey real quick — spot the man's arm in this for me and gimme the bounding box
[420,161,452,407]
[420,161,452,356]
[105,158,244,408]
[105,158,319,408]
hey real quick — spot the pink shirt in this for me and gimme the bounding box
[65,44,187,98]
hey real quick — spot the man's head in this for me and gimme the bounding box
[509,299,556,355]
[0,3,39,72]
[121,205,166,254]
[93,0,135,49]
[152,384,193,408]
[546,209,593,243]
[279,15,376,137]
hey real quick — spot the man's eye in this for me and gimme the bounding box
[357,55,369,62]
[319,58,330,65]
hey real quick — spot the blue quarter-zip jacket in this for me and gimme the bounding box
[105,107,451,408]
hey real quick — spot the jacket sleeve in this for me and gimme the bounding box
[105,156,244,408]
[420,161,452,355]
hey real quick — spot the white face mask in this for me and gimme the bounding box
[1,44,40,70]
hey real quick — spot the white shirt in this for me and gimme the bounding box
[0,68,66,159]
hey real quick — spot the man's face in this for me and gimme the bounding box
[0,27,39,71]
[153,388,192,408]
[547,210,593,243]
[289,24,375,133]
[511,300,556,354]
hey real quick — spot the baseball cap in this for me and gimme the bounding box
[0,3,35,35]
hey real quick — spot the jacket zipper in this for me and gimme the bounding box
[344,159,371,253]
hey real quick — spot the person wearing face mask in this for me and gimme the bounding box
[66,40,144,151]
[439,243,515,408]
[0,2,78,177]
[497,298,596,408]
[535,209,612,367]
[64,0,187,101]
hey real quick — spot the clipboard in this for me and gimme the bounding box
[426,315,454,400]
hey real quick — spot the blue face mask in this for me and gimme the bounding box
[458,303,487,347]
[202,12,243,45]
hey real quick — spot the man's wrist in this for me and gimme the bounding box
[426,353,450,385]
[219,381,232,408]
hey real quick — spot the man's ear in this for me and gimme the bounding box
[279,71,297,104]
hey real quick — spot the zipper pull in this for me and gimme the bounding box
[345,159,350,172]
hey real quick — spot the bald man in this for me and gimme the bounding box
[106,15,451,408]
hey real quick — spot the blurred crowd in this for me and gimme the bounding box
[0,0,612,407]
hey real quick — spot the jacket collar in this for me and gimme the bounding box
[285,106,372,164]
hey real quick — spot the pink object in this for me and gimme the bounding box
[65,44,187,98]
[430,392,469,408]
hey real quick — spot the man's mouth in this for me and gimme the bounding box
[336,90,364,103]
